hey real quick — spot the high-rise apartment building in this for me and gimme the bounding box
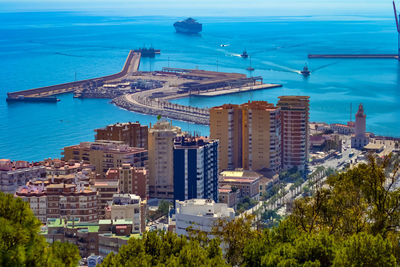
[95,122,148,149]
[148,121,183,199]
[210,101,281,174]
[241,101,281,173]
[173,136,219,202]
[210,104,243,171]
[277,96,310,171]
[63,140,148,176]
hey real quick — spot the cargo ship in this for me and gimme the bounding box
[133,48,161,57]
[173,18,202,34]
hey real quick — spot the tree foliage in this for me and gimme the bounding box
[101,230,227,267]
[0,192,80,267]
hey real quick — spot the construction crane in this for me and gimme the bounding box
[393,1,400,59]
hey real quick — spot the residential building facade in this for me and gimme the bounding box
[148,121,182,199]
[175,199,235,237]
[173,136,219,202]
[0,159,46,194]
[118,164,148,200]
[62,140,148,176]
[95,122,148,149]
[277,96,310,171]
[210,104,242,171]
[219,170,262,200]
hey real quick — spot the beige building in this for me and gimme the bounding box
[16,182,98,223]
[118,164,148,200]
[241,101,281,173]
[62,140,148,176]
[210,104,243,171]
[107,194,146,233]
[219,170,262,200]
[277,96,310,171]
[148,121,182,199]
[210,101,281,174]
[93,179,119,218]
[95,122,148,149]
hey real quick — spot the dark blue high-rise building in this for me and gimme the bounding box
[173,137,219,203]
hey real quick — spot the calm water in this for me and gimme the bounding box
[0,12,399,161]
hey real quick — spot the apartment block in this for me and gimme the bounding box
[210,104,242,171]
[241,101,281,173]
[175,199,235,237]
[173,136,219,202]
[106,194,146,233]
[63,140,148,176]
[93,178,119,218]
[0,159,46,194]
[277,96,310,171]
[117,164,148,200]
[41,158,90,176]
[95,122,148,149]
[148,121,183,199]
[16,182,98,223]
[219,170,262,201]
[210,101,281,174]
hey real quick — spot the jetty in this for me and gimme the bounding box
[308,54,399,59]
[6,50,283,125]
[6,50,141,102]
[198,83,282,97]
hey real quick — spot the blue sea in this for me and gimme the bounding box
[0,12,399,161]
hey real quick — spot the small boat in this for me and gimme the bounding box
[241,50,249,58]
[220,44,230,47]
[301,64,311,76]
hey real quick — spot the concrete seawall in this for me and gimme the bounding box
[308,54,399,59]
[112,95,210,125]
[7,51,140,99]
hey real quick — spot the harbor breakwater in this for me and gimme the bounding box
[112,95,210,125]
[7,50,139,99]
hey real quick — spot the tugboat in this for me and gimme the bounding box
[173,18,202,34]
[241,50,249,58]
[300,64,311,76]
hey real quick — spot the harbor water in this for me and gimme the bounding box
[0,12,399,161]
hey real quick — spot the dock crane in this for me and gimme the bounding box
[393,1,400,59]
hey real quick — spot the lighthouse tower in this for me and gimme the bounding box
[351,103,370,149]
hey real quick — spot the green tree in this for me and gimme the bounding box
[333,232,396,267]
[213,214,257,266]
[0,192,80,267]
[46,241,80,267]
[0,192,47,266]
[101,231,226,267]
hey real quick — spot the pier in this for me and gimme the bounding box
[6,50,283,125]
[308,54,399,59]
[6,50,141,101]
[198,83,282,97]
